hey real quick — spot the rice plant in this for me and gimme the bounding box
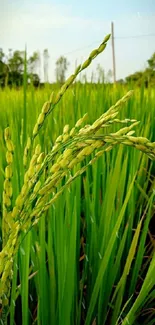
[0,34,155,325]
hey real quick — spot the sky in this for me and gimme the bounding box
[0,0,155,82]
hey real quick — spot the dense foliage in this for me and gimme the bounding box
[125,52,155,87]
[1,45,155,87]
[0,36,155,324]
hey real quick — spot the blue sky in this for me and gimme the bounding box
[0,0,155,82]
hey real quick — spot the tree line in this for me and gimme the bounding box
[0,47,155,87]
[0,48,48,87]
[124,52,155,87]
[0,47,113,87]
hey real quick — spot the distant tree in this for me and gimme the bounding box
[30,73,40,87]
[96,64,105,83]
[0,61,9,87]
[8,50,24,73]
[0,49,9,87]
[0,60,5,73]
[116,79,125,84]
[6,50,24,86]
[0,48,5,62]
[0,48,41,87]
[125,52,155,87]
[126,71,143,84]
[8,48,12,57]
[55,56,69,84]
[28,51,40,75]
[147,52,155,71]
[28,51,40,86]
[82,73,87,83]
[43,49,49,83]
[106,69,113,83]
[91,71,95,83]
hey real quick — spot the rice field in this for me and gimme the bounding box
[0,39,155,325]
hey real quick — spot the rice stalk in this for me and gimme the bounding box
[0,89,155,313]
[23,34,111,167]
[2,127,14,247]
[0,34,155,324]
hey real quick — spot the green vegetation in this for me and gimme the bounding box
[0,34,155,325]
[0,48,41,87]
[55,56,70,84]
[125,52,155,87]
[1,42,155,88]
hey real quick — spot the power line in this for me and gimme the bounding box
[51,42,101,60]
[50,33,155,60]
[115,33,155,39]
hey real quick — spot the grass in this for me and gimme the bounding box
[0,35,155,325]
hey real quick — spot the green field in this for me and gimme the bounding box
[0,39,155,325]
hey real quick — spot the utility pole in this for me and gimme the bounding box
[111,21,116,83]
